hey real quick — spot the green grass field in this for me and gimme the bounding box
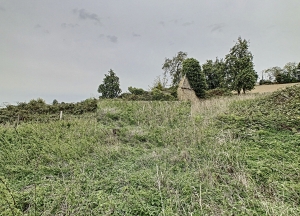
[1,86,300,215]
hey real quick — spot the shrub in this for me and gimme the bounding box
[128,86,147,95]
[151,89,176,101]
[259,80,273,85]
[205,88,233,98]
[0,98,98,124]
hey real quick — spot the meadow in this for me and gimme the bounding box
[0,85,299,215]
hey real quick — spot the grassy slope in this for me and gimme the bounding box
[0,88,299,215]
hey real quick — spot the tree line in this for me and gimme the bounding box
[99,36,299,99]
[260,62,300,85]
[162,37,258,96]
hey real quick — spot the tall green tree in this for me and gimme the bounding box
[225,37,257,94]
[162,51,188,86]
[202,58,226,90]
[183,58,207,98]
[98,69,122,98]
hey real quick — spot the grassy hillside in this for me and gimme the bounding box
[1,87,300,215]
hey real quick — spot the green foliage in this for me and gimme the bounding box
[183,58,207,98]
[205,88,233,98]
[264,66,282,82]
[52,99,59,105]
[263,62,300,84]
[121,90,176,101]
[1,90,300,214]
[217,86,300,207]
[202,58,226,90]
[162,51,187,86]
[219,85,300,132]
[128,86,146,95]
[150,76,167,91]
[225,37,257,94]
[0,98,98,124]
[259,79,273,85]
[167,85,178,98]
[98,69,122,98]
[121,85,176,101]
[150,89,176,101]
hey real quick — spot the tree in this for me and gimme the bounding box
[225,37,257,94]
[262,62,299,84]
[183,58,207,98]
[162,51,188,86]
[52,99,59,105]
[98,69,121,98]
[264,66,282,82]
[283,62,298,82]
[202,58,226,90]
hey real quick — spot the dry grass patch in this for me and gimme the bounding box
[249,83,299,93]
[191,94,259,119]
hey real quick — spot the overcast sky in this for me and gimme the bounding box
[1,0,300,104]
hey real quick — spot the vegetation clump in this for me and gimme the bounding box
[183,58,207,98]
[120,85,176,101]
[260,62,300,84]
[205,88,233,98]
[0,98,97,124]
[219,84,300,132]
[1,92,300,214]
[98,69,122,98]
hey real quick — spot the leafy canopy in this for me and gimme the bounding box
[202,58,226,90]
[262,62,300,84]
[225,37,257,94]
[162,51,187,86]
[98,69,122,98]
[183,58,207,98]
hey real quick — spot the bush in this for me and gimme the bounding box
[120,90,176,101]
[128,86,147,95]
[259,80,273,85]
[151,89,176,101]
[0,98,98,124]
[205,88,233,98]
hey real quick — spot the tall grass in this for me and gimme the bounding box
[0,94,299,215]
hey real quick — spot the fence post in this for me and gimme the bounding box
[60,111,63,120]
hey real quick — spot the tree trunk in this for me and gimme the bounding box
[237,90,241,95]
[243,88,246,94]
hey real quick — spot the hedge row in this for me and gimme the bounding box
[0,98,97,124]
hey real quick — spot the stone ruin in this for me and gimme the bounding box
[177,76,200,103]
